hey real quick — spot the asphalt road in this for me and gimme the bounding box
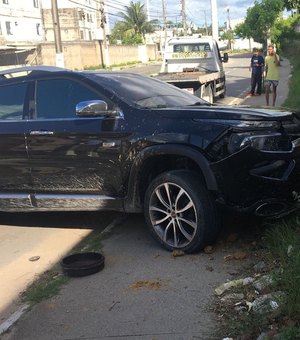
[120,52,253,105]
[0,53,255,337]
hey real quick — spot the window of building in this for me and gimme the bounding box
[5,22,12,35]
[0,83,27,120]
[88,31,92,40]
[33,0,39,8]
[80,30,84,40]
[36,23,41,35]
[78,10,85,21]
[3,0,9,4]
[0,23,2,35]
[86,13,93,22]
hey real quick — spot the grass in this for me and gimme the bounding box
[24,268,69,305]
[264,215,300,322]
[84,60,142,71]
[22,228,106,305]
[215,213,300,339]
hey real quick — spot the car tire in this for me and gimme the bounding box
[144,170,220,253]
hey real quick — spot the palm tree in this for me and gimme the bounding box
[118,1,156,41]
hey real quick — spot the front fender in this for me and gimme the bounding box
[124,144,217,212]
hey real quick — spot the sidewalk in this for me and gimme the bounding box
[242,57,291,108]
[2,214,245,340]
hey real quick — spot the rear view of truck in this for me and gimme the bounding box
[156,36,228,103]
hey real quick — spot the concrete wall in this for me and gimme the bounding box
[35,42,158,69]
[35,41,101,69]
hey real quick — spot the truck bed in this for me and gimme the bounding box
[155,71,224,84]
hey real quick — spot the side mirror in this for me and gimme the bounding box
[222,52,229,63]
[76,100,110,117]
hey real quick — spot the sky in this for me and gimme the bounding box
[106,0,255,29]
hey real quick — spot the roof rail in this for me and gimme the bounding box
[0,65,69,77]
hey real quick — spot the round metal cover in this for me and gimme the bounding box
[61,252,105,277]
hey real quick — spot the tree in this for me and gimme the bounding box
[271,13,300,49]
[110,1,156,44]
[283,0,300,11]
[234,0,284,45]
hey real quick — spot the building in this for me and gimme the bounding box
[0,0,105,45]
[0,0,43,45]
[41,0,103,42]
[0,0,156,70]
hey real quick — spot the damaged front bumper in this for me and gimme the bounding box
[211,137,300,217]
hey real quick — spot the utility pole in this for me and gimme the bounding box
[226,7,232,50]
[99,1,110,67]
[51,0,64,67]
[181,0,187,35]
[203,10,208,35]
[160,0,168,73]
[146,0,150,21]
[162,0,167,47]
[211,0,218,40]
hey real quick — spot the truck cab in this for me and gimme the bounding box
[161,36,228,73]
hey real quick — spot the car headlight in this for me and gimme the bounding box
[227,132,292,154]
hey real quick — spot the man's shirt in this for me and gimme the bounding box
[265,54,280,80]
[251,55,264,74]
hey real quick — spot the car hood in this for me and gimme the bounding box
[157,105,294,121]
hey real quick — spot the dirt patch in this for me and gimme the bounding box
[129,279,166,290]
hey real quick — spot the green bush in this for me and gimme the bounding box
[264,214,300,319]
[283,51,300,111]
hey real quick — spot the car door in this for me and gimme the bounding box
[0,81,31,209]
[26,76,125,210]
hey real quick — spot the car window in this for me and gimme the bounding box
[35,79,104,119]
[0,83,27,120]
[173,43,211,53]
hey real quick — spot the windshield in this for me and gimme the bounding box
[173,43,211,53]
[92,72,207,109]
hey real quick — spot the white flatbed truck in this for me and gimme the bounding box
[155,36,228,103]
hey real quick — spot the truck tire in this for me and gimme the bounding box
[144,170,220,253]
[202,84,214,104]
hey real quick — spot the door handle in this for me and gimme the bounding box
[30,130,54,136]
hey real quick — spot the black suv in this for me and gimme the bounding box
[1,66,300,253]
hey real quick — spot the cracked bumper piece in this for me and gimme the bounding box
[211,138,300,217]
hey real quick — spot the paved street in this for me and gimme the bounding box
[122,53,254,106]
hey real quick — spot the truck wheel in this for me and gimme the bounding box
[202,85,214,104]
[144,170,220,253]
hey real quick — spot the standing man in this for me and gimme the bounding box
[265,45,280,106]
[249,48,265,96]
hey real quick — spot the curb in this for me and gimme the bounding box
[0,304,29,335]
